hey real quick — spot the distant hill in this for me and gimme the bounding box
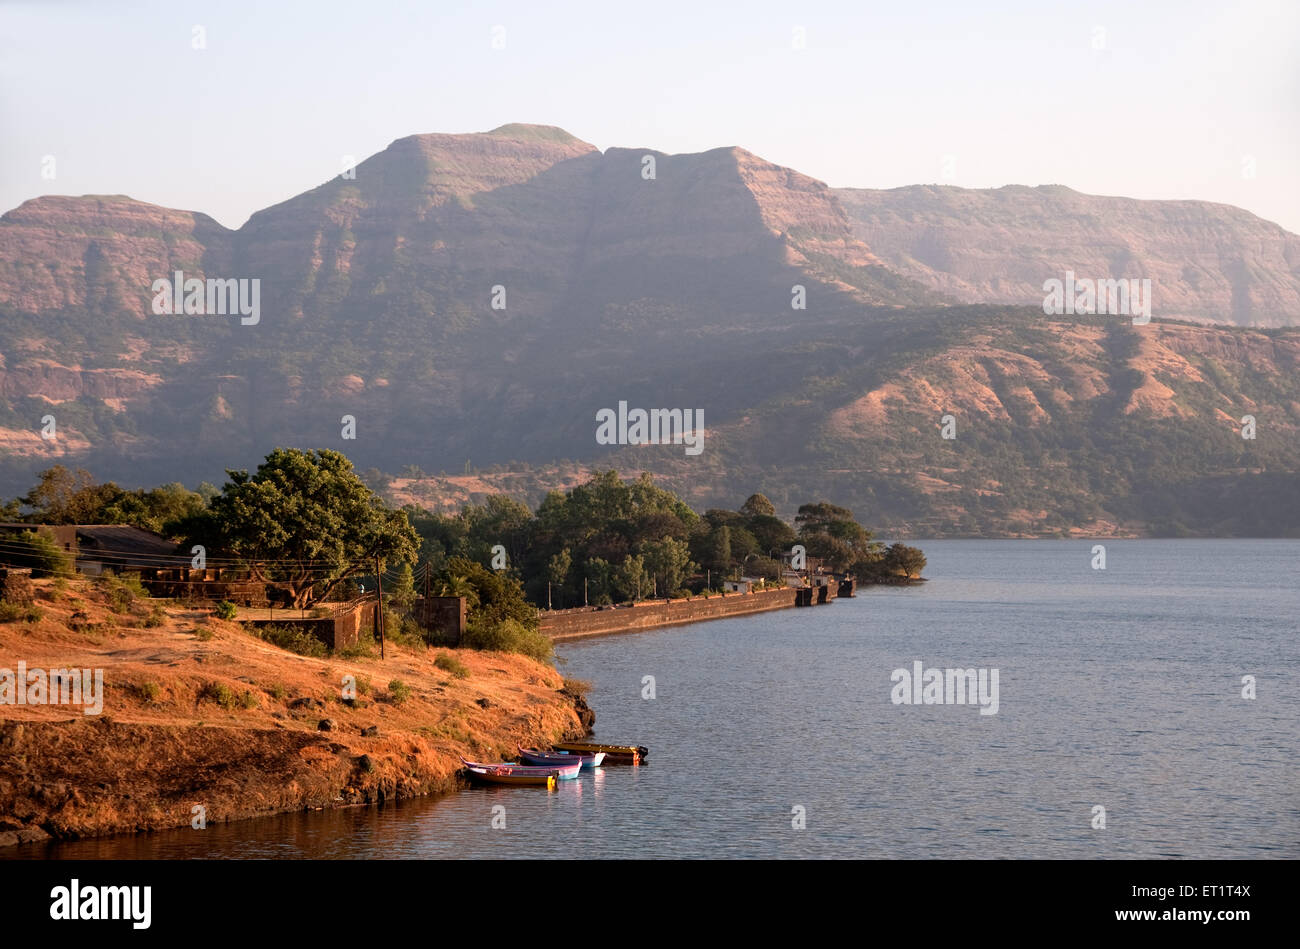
[2,124,1298,536]
[835,184,1300,327]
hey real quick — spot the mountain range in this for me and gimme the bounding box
[2,123,1298,535]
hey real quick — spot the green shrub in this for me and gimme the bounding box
[194,626,214,641]
[562,677,592,699]
[213,600,237,621]
[142,604,167,628]
[199,681,236,710]
[5,530,73,578]
[139,681,161,703]
[96,572,149,613]
[0,602,42,623]
[378,610,424,648]
[268,682,287,701]
[387,679,412,705]
[354,675,371,696]
[337,637,375,659]
[461,617,553,662]
[240,690,259,710]
[435,653,470,679]
[252,624,327,658]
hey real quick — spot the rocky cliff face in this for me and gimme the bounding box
[0,195,233,316]
[234,124,604,329]
[835,184,1300,326]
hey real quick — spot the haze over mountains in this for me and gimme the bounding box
[2,123,1298,536]
[838,184,1300,326]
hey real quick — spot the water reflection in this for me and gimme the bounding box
[9,541,1299,859]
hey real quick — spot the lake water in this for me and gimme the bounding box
[13,540,1299,859]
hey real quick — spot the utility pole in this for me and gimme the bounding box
[547,581,552,611]
[375,553,385,659]
[423,561,430,600]
[584,577,588,607]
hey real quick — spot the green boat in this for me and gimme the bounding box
[552,741,648,764]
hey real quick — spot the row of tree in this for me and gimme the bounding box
[2,451,925,613]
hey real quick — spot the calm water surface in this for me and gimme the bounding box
[15,540,1299,859]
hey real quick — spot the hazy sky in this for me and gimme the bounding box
[2,0,1297,231]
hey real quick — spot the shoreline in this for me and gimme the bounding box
[540,577,924,642]
[0,576,590,849]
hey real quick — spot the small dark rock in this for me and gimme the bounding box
[317,719,335,731]
[564,689,596,733]
[0,832,18,849]
[475,698,493,709]
[357,754,375,773]
[289,697,319,710]
[16,826,50,844]
[360,725,378,737]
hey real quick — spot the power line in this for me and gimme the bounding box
[0,537,413,569]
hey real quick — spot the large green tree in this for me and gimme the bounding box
[197,448,418,607]
[638,536,696,595]
[795,501,882,573]
[884,543,927,579]
[613,553,651,602]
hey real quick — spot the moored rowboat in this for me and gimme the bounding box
[460,758,570,787]
[518,746,606,770]
[551,741,648,765]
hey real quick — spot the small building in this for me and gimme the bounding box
[72,525,188,576]
[0,522,186,576]
[722,576,763,594]
[0,522,77,558]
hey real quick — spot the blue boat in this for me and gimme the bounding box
[518,746,606,770]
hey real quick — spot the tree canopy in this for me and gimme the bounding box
[195,448,418,607]
[14,464,208,537]
[4,459,920,615]
[795,501,883,573]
